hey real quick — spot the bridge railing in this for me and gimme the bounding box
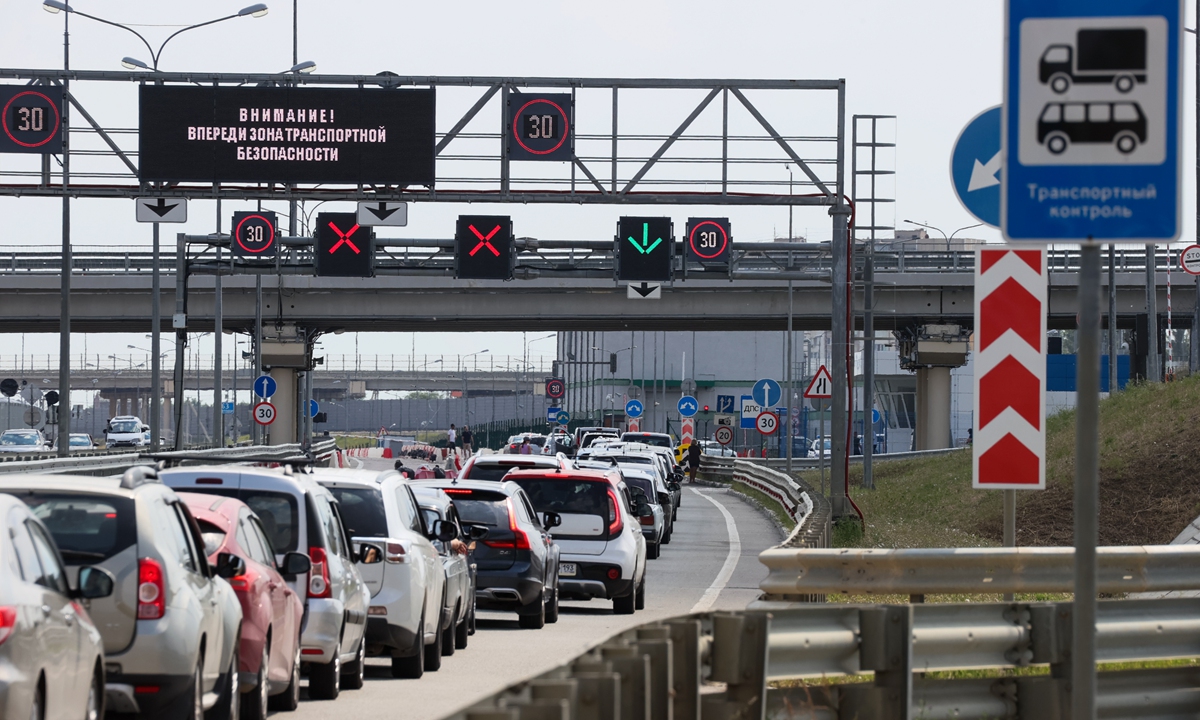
[0,439,339,477]
[0,353,555,375]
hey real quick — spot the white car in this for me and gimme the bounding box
[161,466,369,700]
[310,468,451,679]
[104,416,149,449]
[0,430,50,454]
[412,487,476,651]
[503,467,647,614]
[699,440,735,458]
[457,453,568,482]
[583,448,677,539]
[613,468,666,559]
[807,437,832,459]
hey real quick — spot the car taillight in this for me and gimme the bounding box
[0,606,15,646]
[639,516,655,526]
[137,558,165,620]
[483,498,530,550]
[229,576,249,591]
[385,542,407,563]
[607,488,623,537]
[308,546,331,599]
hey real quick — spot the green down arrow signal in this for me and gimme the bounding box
[627,222,663,255]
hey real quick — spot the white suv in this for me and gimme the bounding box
[308,468,449,679]
[0,470,244,720]
[457,453,569,482]
[160,466,369,701]
[502,468,647,614]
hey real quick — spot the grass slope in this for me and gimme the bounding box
[798,375,1200,549]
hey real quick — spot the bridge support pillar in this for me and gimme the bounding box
[108,397,117,420]
[897,324,970,451]
[914,367,952,450]
[267,370,298,446]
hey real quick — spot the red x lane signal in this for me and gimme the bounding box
[468,224,502,257]
[315,212,374,277]
[328,221,362,254]
[455,215,513,280]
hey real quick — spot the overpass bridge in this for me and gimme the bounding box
[0,243,1189,333]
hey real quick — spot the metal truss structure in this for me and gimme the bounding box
[0,68,845,207]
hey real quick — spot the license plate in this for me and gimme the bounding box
[560,563,577,577]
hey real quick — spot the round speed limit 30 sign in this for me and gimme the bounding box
[755,411,779,435]
[253,401,277,426]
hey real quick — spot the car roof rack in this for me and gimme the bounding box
[138,452,317,470]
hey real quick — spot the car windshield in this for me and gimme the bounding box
[507,478,609,515]
[68,435,91,446]
[23,493,136,561]
[0,432,40,446]
[109,421,140,433]
[326,486,389,538]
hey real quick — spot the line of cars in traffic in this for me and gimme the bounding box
[0,430,694,720]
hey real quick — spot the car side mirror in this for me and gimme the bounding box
[542,511,562,530]
[282,552,311,576]
[214,553,246,580]
[466,524,489,541]
[668,482,681,492]
[74,565,115,600]
[635,501,653,518]
[141,425,150,432]
[431,520,457,543]
[357,543,384,564]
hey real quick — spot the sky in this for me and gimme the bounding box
[0,0,1194,365]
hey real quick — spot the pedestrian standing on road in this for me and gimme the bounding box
[686,441,702,484]
[519,437,533,455]
[461,426,474,457]
[447,424,457,458]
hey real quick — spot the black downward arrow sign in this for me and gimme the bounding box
[632,282,658,297]
[145,198,179,218]
[366,202,398,221]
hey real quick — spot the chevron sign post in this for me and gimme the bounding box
[973,248,1046,489]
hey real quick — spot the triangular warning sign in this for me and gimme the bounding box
[803,365,834,399]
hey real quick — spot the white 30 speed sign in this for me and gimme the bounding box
[755,411,779,435]
[253,401,277,426]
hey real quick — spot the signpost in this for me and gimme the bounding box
[455,216,514,280]
[803,366,833,399]
[231,211,278,257]
[545,378,566,399]
[626,283,662,300]
[755,411,779,435]
[616,217,673,283]
[951,105,1002,227]
[739,396,759,430]
[547,407,561,423]
[625,399,644,418]
[0,86,63,154]
[751,378,782,408]
[221,402,235,416]
[508,93,573,161]
[1181,245,1200,275]
[253,375,277,399]
[253,402,276,426]
[680,418,695,446]
[357,201,408,227]
[316,213,374,277]
[677,395,698,418]
[556,410,571,426]
[135,198,188,224]
[714,426,734,446]
[685,218,732,266]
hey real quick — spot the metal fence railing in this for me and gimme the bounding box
[0,439,339,477]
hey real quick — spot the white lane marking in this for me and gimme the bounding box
[689,488,741,614]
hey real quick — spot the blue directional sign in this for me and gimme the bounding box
[547,406,561,423]
[556,410,571,425]
[677,395,698,418]
[716,394,735,414]
[221,402,234,415]
[951,106,1001,228]
[309,399,319,419]
[1003,0,1182,242]
[739,395,758,429]
[872,408,882,424]
[752,378,782,408]
[253,375,277,399]
[625,399,644,418]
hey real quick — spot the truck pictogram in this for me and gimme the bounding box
[1039,28,1147,94]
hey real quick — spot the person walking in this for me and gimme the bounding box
[686,441,703,484]
[447,424,457,458]
[461,426,474,457]
[519,437,533,455]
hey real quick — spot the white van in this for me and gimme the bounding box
[105,415,149,448]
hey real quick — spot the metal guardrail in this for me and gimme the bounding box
[749,446,964,471]
[437,598,1200,720]
[0,439,339,477]
[757,545,1200,597]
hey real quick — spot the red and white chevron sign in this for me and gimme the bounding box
[973,248,1046,489]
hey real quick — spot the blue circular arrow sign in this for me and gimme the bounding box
[677,395,698,418]
[309,399,319,418]
[625,399,644,418]
[253,375,277,399]
[950,105,1001,229]
[556,411,571,425]
[752,378,782,408]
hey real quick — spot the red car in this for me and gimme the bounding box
[179,493,310,719]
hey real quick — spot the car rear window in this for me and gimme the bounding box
[506,478,609,516]
[622,434,673,448]
[464,461,542,482]
[21,493,136,562]
[443,489,510,527]
[326,486,389,538]
[623,476,654,500]
[239,491,299,554]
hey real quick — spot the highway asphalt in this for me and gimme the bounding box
[284,455,783,719]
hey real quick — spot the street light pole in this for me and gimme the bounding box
[56,5,71,457]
